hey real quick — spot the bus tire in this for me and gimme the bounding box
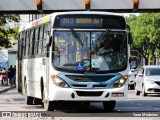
[103,101,116,112]
[25,83,34,105]
[17,82,22,93]
[25,96,34,105]
[34,98,42,105]
[44,100,55,111]
[130,84,135,90]
[135,90,140,95]
[42,86,55,111]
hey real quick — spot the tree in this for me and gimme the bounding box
[127,13,160,65]
[0,14,20,48]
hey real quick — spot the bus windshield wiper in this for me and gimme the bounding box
[71,29,83,46]
[95,29,110,47]
[91,29,110,54]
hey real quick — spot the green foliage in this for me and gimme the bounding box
[127,13,160,65]
[0,14,20,48]
[8,26,19,39]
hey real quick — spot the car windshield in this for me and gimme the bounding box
[52,31,127,72]
[145,68,160,76]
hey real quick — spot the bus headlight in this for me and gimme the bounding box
[110,75,128,88]
[51,75,70,88]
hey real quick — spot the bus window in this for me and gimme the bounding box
[30,29,35,56]
[34,27,39,55]
[23,31,27,57]
[22,32,25,58]
[28,30,32,56]
[25,31,30,57]
[19,32,23,59]
[43,23,49,54]
[38,26,44,54]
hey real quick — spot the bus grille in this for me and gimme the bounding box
[76,91,103,97]
[66,75,114,82]
[72,84,87,87]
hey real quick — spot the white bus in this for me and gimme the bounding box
[17,11,131,111]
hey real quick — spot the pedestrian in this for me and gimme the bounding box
[0,70,3,86]
[8,65,14,86]
[13,65,16,85]
[1,68,7,86]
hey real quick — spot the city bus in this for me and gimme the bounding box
[17,11,131,111]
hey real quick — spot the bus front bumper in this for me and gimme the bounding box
[48,84,127,101]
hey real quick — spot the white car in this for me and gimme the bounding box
[135,65,160,96]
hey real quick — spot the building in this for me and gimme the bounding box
[0,40,18,70]
[0,50,8,70]
[8,40,18,68]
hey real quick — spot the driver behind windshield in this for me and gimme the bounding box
[95,39,116,70]
[97,39,114,56]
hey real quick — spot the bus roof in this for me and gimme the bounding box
[19,11,125,32]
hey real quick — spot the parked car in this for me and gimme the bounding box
[135,65,160,96]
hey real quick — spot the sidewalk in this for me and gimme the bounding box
[0,81,16,94]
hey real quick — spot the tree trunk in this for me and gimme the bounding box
[145,58,148,65]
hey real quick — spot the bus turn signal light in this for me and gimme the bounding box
[50,75,56,79]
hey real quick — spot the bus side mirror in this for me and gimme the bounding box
[130,59,138,69]
[128,33,132,44]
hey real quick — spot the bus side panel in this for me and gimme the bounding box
[24,57,44,99]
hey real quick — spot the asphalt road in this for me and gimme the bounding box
[1,88,160,120]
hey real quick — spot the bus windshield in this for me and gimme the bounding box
[53,31,127,72]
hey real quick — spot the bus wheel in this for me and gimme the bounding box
[44,100,55,111]
[25,83,34,105]
[135,90,140,95]
[34,98,42,105]
[130,84,135,90]
[103,101,116,112]
[42,88,55,111]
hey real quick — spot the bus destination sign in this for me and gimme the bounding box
[60,18,103,27]
[54,15,126,29]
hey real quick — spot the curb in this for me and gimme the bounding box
[0,86,16,94]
